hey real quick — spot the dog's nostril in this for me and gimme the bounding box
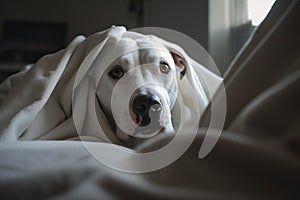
[150,104,162,112]
[132,94,162,126]
[136,103,147,113]
[132,95,160,113]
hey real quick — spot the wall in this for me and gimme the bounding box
[0,0,136,43]
[0,0,210,81]
[0,0,208,46]
[145,0,208,50]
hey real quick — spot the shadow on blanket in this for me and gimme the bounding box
[1,0,300,199]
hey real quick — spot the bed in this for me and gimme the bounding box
[1,1,300,199]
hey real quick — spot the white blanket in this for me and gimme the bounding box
[0,128,299,199]
[0,26,222,143]
[1,2,300,197]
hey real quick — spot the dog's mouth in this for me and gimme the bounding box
[129,104,166,138]
[126,91,168,138]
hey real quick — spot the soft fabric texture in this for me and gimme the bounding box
[0,26,222,143]
[1,1,300,199]
[0,131,299,200]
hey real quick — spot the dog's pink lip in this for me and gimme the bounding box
[129,110,165,127]
[130,111,143,126]
[125,110,167,138]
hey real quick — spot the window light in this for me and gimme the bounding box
[248,0,276,26]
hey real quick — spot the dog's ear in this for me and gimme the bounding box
[148,35,187,79]
[170,51,186,80]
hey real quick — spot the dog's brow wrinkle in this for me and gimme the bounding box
[120,54,135,70]
[139,49,145,65]
[144,51,160,64]
[121,58,129,67]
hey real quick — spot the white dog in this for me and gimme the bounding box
[96,37,186,146]
[0,26,221,147]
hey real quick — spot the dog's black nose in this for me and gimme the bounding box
[132,94,162,126]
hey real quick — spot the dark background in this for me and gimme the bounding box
[0,0,255,82]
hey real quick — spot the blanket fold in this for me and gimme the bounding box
[0,26,222,143]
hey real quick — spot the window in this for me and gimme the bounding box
[248,0,276,26]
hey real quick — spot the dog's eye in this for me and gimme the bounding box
[109,66,124,79]
[160,62,170,74]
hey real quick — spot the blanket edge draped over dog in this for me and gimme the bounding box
[0,26,222,142]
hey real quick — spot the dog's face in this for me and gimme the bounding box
[96,38,185,141]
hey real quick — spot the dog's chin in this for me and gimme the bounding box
[116,125,165,140]
[116,123,175,148]
[132,126,165,138]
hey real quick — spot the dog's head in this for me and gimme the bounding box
[96,37,187,142]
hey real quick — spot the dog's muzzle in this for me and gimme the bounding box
[131,93,162,127]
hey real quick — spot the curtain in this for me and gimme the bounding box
[209,0,252,75]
